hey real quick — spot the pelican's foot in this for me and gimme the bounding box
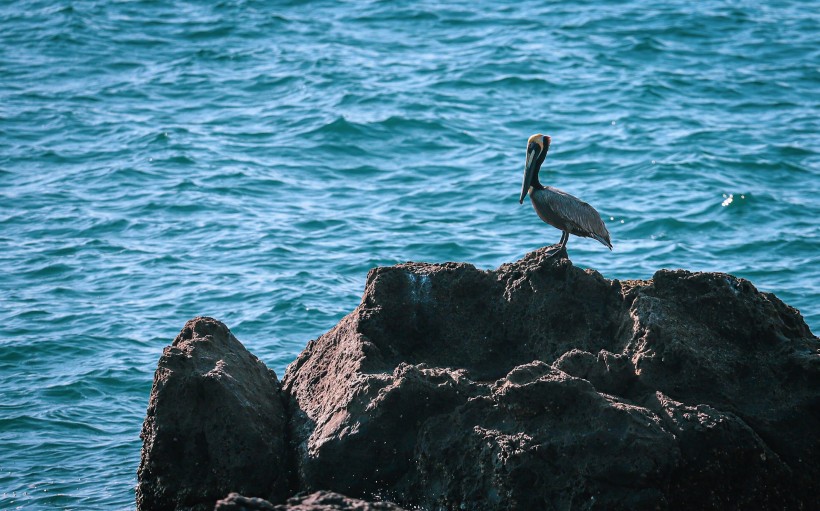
[544,244,568,259]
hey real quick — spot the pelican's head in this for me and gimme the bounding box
[519,134,551,204]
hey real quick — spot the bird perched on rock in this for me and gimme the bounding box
[519,134,612,257]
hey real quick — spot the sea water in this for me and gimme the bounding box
[1,1,818,508]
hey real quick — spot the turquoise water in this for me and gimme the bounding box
[1,1,818,508]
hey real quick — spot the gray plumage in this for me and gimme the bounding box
[519,134,612,254]
[530,186,612,249]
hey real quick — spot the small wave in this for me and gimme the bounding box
[242,75,301,93]
[180,25,235,41]
[351,7,440,24]
[172,178,199,191]
[303,117,369,138]
[110,35,171,48]
[156,154,196,165]
[23,263,74,278]
[378,115,450,133]
[627,36,666,53]
[773,144,816,157]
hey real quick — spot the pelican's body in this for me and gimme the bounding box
[519,134,612,254]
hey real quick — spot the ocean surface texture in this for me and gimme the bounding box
[1,0,818,508]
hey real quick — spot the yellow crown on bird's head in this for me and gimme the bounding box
[527,133,551,150]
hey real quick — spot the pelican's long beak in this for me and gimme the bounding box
[519,141,540,204]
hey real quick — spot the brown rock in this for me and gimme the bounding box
[282,247,820,509]
[214,493,277,511]
[137,317,289,511]
[410,362,679,510]
[214,491,407,511]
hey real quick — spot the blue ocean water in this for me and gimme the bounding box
[1,0,818,508]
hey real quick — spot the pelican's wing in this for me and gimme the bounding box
[542,187,612,249]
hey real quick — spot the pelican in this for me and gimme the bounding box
[519,134,612,256]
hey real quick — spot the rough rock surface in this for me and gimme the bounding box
[214,491,407,511]
[137,317,289,511]
[282,247,820,510]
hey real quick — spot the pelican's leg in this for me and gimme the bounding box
[556,231,569,257]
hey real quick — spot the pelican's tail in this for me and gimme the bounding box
[591,233,613,250]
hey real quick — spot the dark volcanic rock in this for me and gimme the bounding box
[214,491,407,511]
[137,317,289,511]
[214,493,278,511]
[282,247,820,510]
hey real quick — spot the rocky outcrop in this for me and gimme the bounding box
[138,248,819,510]
[214,491,407,511]
[137,317,289,511]
[282,248,819,510]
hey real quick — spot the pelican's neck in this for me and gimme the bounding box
[530,143,548,193]
[531,167,545,191]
